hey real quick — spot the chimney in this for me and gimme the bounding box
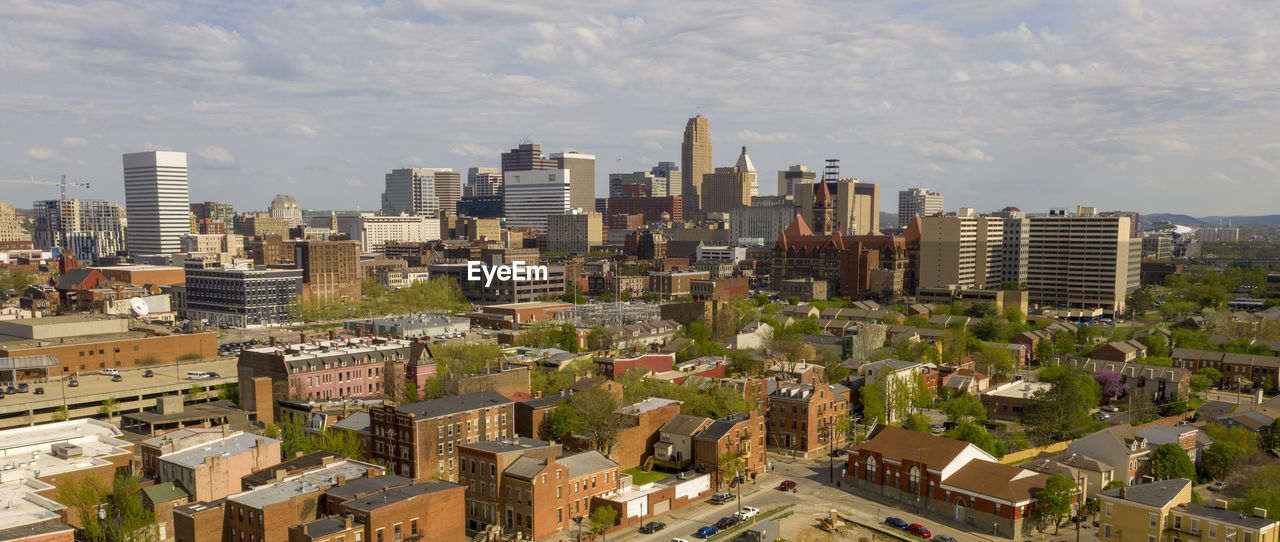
[1254,508,1268,519]
[329,329,338,340]
[274,468,287,481]
[1216,499,1229,510]
[296,451,304,458]
[1119,487,1127,499]
[270,336,278,347]
[300,332,307,344]
[343,515,353,529]
[335,475,347,486]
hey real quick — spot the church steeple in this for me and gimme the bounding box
[812,181,835,235]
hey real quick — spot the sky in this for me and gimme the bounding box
[1,0,1278,216]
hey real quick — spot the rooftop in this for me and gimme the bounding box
[694,412,753,443]
[340,481,460,512]
[985,381,1052,399]
[242,452,346,488]
[459,437,553,454]
[0,419,132,480]
[0,521,74,542]
[295,516,360,539]
[1100,478,1190,508]
[323,475,413,502]
[484,301,573,311]
[160,432,279,470]
[558,450,618,479]
[616,397,680,416]
[141,481,189,504]
[396,390,513,420]
[1175,502,1278,530]
[228,460,378,509]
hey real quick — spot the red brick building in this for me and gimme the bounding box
[607,196,683,224]
[501,451,620,540]
[593,353,675,379]
[327,482,465,542]
[457,438,562,532]
[770,216,881,299]
[464,302,573,330]
[691,411,767,490]
[0,523,75,542]
[766,382,849,456]
[689,277,749,301]
[367,391,515,481]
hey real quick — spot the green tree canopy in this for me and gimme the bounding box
[1150,443,1196,482]
[938,393,988,422]
[946,422,1006,459]
[1033,474,1077,534]
[1023,366,1100,442]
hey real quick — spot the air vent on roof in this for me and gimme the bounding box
[51,443,83,459]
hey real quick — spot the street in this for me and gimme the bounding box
[605,455,1100,542]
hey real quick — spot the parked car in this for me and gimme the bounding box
[930,424,944,434]
[0,390,5,399]
[933,535,957,542]
[1210,481,1227,491]
[639,522,666,534]
[779,480,797,491]
[735,507,760,520]
[829,448,847,457]
[942,421,958,430]
[885,518,910,531]
[710,492,734,504]
[1102,405,1120,413]
[1096,413,1111,420]
[33,387,44,395]
[17,383,28,393]
[4,386,15,395]
[672,538,690,542]
[112,375,123,382]
[694,526,718,538]
[207,372,221,378]
[143,370,154,378]
[907,524,932,538]
[716,517,740,530]
[100,369,120,376]
[68,379,79,387]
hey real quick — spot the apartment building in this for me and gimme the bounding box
[918,209,1004,291]
[1170,349,1280,390]
[317,482,465,542]
[352,215,441,252]
[546,210,602,253]
[157,432,282,503]
[457,438,563,532]
[990,208,1030,284]
[691,411,767,489]
[237,336,415,419]
[1027,207,1140,313]
[183,263,303,327]
[1166,501,1279,542]
[31,198,127,264]
[766,382,849,455]
[293,241,361,302]
[501,451,620,540]
[648,270,710,298]
[593,353,675,379]
[898,188,944,227]
[141,427,236,477]
[367,391,515,481]
[1097,478,1191,542]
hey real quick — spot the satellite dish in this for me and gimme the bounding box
[130,297,150,317]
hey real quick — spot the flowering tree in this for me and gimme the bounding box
[1094,369,1128,399]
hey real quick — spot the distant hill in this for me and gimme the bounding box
[1142,214,1280,227]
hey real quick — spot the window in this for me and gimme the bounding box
[1211,525,1218,538]
[411,519,418,534]
[376,529,383,542]
[1150,513,1158,528]
[1191,519,1199,534]
[1103,526,1111,541]
[1148,536,1156,542]
[1106,503,1113,518]
[557,509,563,523]
[394,524,401,542]
[1176,516,1182,529]
[909,467,920,494]
[1245,534,1253,542]
[557,487,562,498]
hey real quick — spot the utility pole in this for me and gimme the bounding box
[917,447,926,513]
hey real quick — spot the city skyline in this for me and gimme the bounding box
[2,1,1277,215]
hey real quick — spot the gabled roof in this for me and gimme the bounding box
[142,481,188,504]
[1100,478,1190,508]
[558,450,618,479]
[396,390,512,420]
[942,460,1048,504]
[693,412,753,443]
[857,425,989,468]
[660,414,712,437]
[782,215,813,237]
[503,455,549,481]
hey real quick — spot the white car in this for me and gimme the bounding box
[1102,405,1120,413]
[100,369,120,376]
[735,506,760,520]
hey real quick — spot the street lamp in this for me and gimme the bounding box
[572,517,583,542]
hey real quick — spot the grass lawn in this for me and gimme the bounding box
[1190,397,1206,409]
[622,467,671,485]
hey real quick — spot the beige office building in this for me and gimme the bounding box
[702,171,752,215]
[1027,206,1140,313]
[918,208,1004,291]
[681,115,712,217]
[551,152,596,212]
[547,209,603,253]
[793,179,880,236]
[777,165,816,199]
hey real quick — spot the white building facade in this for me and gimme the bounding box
[124,150,190,256]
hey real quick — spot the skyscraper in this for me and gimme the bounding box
[550,151,595,211]
[681,115,712,217]
[32,199,127,263]
[381,168,449,218]
[990,207,1029,285]
[777,165,816,198]
[465,167,502,197]
[433,170,462,217]
[701,150,755,216]
[1027,207,1140,312]
[650,161,681,196]
[898,188,944,227]
[735,146,759,198]
[501,143,557,173]
[503,169,571,231]
[123,150,190,256]
[918,209,1004,291]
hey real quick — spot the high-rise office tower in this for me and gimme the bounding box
[433,170,462,217]
[32,199,127,263]
[990,207,1029,285]
[609,172,668,198]
[777,165,816,198]
[898,188,944,227]
[681,115,712,217]
[735,146,758,198]
[701,149,756,215]
[918,208,1004,291]
[501,143,557,173]
[547,209,603,253]
[1027,206,1140,313]
[503,169,571,231]
[268,194,303,226]
[123,150,190,256]
[465,167,502,197]
[381,168,448,218]
[650,162,681,197]
[550,151,595,211]
[0,202,27,244]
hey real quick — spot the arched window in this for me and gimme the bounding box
[866,457,877,482]
[909,466,920,494]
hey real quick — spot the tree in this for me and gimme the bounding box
[1195,368,1223,390]
[1022,367,1099,442]
[99,396,119,418]
[1103,480,1126,491]
[1127,286,1157,315]
[420,377,443,400]
[938,394,988,422]
[1035,340,1054,362]
[1138,334,1172,358]
[902,413,933,434]
[718,452,745,489]
[539,403,581,441]
[586,326,614,351]
[1150,443,1196,481]
[1033,474,1077,534]
[59,473,158,542]
[790,316,821,335]
[1266,418,1280,451]
[403,381,419,403]
[1204,423,1260,453]
[311,427,366,461]
[948,422,1006,458]
[911,372,933,409]
[974,344,1015,382]
[1201,441,1245,480]
[849,323,887,360]
[589,505,618,536]
[54,404,70,421]
[571,387,623,455]
[1094,370,1129,399]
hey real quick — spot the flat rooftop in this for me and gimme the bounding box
[0,419,132,529]
[93,265,185,272]
[160,432,278,470]
[985,382,1052,399]
[242,336,411,363]
[227,460,377,509]
[483,301,571,310]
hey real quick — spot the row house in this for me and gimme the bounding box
[1096,478,1190,542]
[603,319,680,348]
[691,411,768,489]
[157,432,282,503]
[846,426,1051,540]
[1048,356,1191,402]
[1171,348,1280,390]
[238,336,417,419]
[288,481,465,542]
[367,391,515,481]
[457,438,562,532]
[1063,425,1155,485]
[501,451,620,540]
[766,382,849,455]
[593,353,675,379]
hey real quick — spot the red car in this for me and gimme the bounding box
[778,480,797,491]
[907,524,931,538]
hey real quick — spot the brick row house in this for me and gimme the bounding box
[367,391,515,481]
[766,382,850,455]
[1171,348,1280,390]
[691,411,768,490]
[846,426,1052,540]
[500,451,621,540]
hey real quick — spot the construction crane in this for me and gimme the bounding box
[0,175,91,200]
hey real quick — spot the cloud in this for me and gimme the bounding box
[449,142,498,159]
[285,123,316,137]
[736,130,798,143]
[197,146,236,168]
[916,140,993,162]
[60,137,88,148]
[1247,155,1276,172]
[26,147,56,160]
[1213,172,1234,184]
